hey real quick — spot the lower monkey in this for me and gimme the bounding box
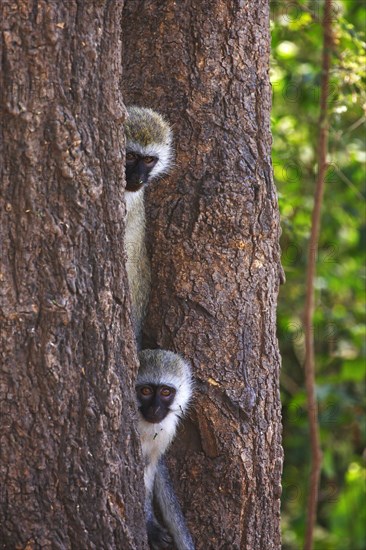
[136,349,195,550]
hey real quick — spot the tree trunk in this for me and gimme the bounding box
[0,2,146,548]
[123,1,283,549]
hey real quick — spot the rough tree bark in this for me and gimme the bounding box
[0,2,146,548]
[123,1,283,549]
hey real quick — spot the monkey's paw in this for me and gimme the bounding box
[147,519,173,550]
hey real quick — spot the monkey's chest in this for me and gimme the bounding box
[140,424,172,464]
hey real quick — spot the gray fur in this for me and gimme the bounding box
[155,460,195,550]
[125,187,150,342]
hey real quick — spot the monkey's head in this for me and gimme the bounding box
[136,350,193,426]
[124,106,173,193]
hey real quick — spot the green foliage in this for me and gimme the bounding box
[271,1,366,548]
[330,463,366,549]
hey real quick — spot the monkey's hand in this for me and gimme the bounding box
[147,517,174,550]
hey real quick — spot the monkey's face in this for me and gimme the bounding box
[136,384,177,424]
[125,152,158,192]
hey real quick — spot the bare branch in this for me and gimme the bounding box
[303,1,333,549]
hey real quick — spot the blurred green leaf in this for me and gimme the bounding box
[271,1,366,547]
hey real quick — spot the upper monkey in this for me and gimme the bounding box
[124,107,174,345]
[125,106,173,199]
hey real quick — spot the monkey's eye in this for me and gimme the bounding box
[160,386,173,397]
[126,152,138,162]
[143,156,157,165]
[139,386,153,397]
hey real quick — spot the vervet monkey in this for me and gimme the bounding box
[136,349,195,550]
[124,106,173,344]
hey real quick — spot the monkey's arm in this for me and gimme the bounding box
[145,493,173,550]
[154,459,195,550]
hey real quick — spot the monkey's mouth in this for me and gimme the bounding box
[143,412,168,424]
[126,180,145,192]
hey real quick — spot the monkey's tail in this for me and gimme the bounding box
[154,459,195,550]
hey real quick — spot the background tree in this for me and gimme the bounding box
[0,2,147,548]
[271,1,365,548]
[123,1,283,549]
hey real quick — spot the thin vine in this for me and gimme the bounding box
[303,1,334,549]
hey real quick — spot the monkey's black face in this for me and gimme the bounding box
[136,384,176,424]
[125,152,158,192]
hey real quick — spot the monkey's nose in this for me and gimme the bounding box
[145,406,167,424]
